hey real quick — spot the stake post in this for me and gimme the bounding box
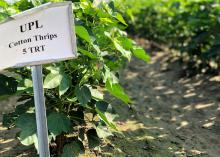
[31,65,50,157]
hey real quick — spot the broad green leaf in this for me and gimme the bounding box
[78,48,97,59]
[86,129,100,149]
[118,37,133,50]
[133,48,150,63]
[62,140,84,157]
[75,25,91,43]
[47,112,72,138]
[15,113,36,133]
[59,73,71,96]
[75,86,92,106]
[46,66,60,74]
[114,13,127,26]
[45,66,71,95]
[15,113,38,149]
[44,72,62,89]
[96,101,109,113]
[106,79,131,104]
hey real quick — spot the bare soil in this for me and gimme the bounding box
[1,39,220,157]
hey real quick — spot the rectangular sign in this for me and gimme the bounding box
[0,2,77,70]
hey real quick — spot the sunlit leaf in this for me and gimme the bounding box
[106,79,131,104]
[133,48,150,63]
[44,72,62,89]
[75,25,91,43]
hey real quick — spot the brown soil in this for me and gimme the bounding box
[1,39,220,157]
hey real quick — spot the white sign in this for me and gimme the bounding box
[0,2,77,70]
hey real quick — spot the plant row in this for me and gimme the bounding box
[120,0,220,73]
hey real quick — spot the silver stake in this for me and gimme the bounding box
[31,65,50,157]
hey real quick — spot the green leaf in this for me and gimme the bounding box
[44,72,62,89]
[62,140,84,157]
[106,79,131,104]
[47,112,72,138]
[96,108,117,130]
[15,113,38,147]
[114,13,127,26]
[86,129,101,149]
[75,86,92,106]
[95,101,118,130]
[75,25,91,43]
[59,73,71,96]
[119,37,133,50]
[44,66,71,96]
[113,40,131,60]
[100,17,114,24]
[78,48,97,59]
[46,66,60,74]
[133,48,150,63]
[96,101,109,113]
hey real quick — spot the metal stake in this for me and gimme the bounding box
[31,65,50,157]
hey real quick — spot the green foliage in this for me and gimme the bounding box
[0,0,149,156]
[75,25,92,43]
[133,47,150,63]
[106,79,131,104]
[62,140,84,157]
[75,86,92,106]
[121,0,220,73]
[47,112,72,138]
[15,113,38,148]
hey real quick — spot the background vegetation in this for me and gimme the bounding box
[119,0,220,74]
